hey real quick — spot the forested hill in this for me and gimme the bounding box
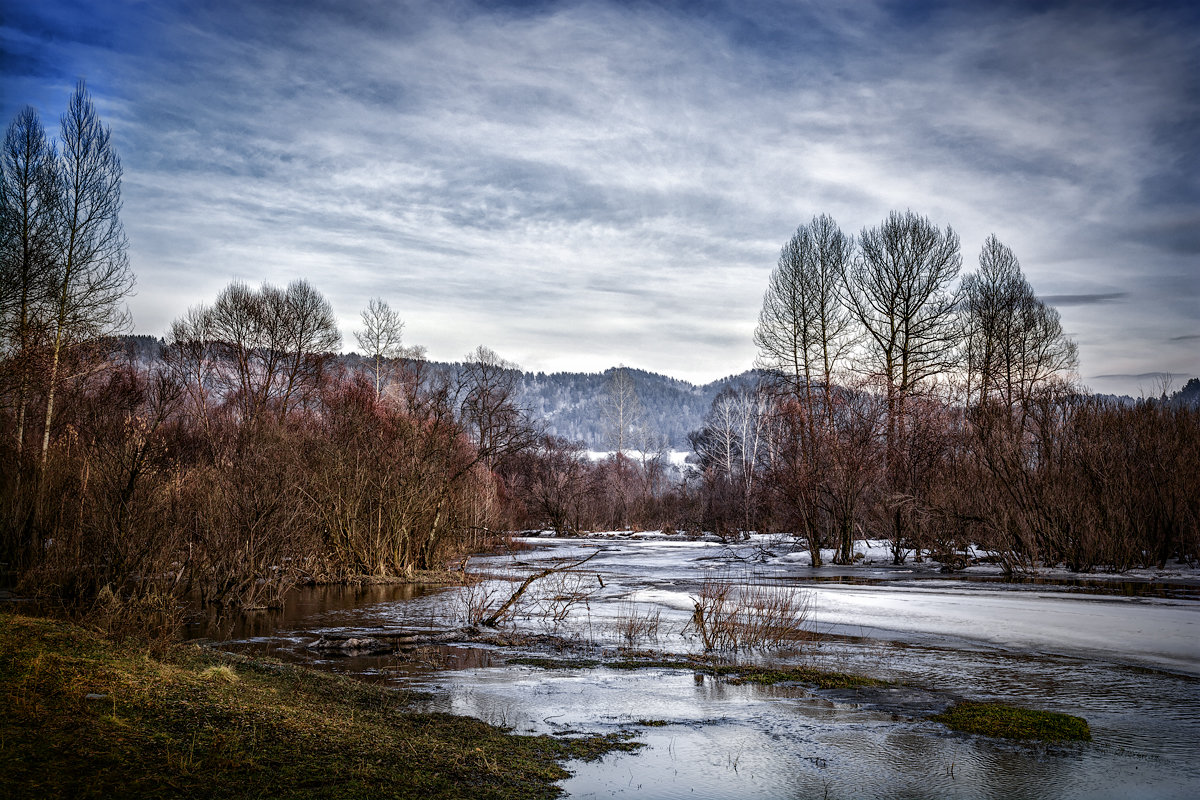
[518,367,757,450]
[118,336,1200,449]
[119,336,755,449]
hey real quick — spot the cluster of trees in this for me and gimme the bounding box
[0,87,547,609]
[1,81,132,468]
[0,267,560,607]
[688,212,1199,570]
[2,89,1195,617]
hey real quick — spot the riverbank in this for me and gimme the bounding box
[0,612,638,799]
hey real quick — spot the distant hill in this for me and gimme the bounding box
[517,367,758,450]
[408,362,757,449]
[123,336,754,450]
[115,337,1199,446]
[116,338,1200,447]
[1094,377,1200,409]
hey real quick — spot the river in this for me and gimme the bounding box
[187,534,1200,799]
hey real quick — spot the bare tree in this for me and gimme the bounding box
[754,213,856,415]
[846,210,961,562]
[177,279,339,430]
[40,81,133,463]
[0,107,57,454]
[825,383,884,564]
[961,235,1077,410]
[691,383,772,536]
[518,434,590,535]
[459,345,537,469]
[754,214,856,563]
[273,279,340,421]
[847,210,961,424]
[354,297,405,399]
[602,366,642,455]
[163,305,222,451]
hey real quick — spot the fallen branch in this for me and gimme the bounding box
[480,549,602,628]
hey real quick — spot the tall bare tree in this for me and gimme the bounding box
[41,81,133,463]
[754,213,856,415]
[0,107,56,454]
[602,366,642,455]
[962,235,1077,410]
[354,297,405,399]
[846,210,961,562]
[847,210,961,426]
[754,214,855,563]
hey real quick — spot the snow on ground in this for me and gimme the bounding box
[808,583,1200,675]
[584,449,694,468]
[504,533,1200,675]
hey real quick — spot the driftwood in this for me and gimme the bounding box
[480,549,601,628]
[308,636,396,655]
[306,625,588,654]
[303,551,605,651]
[307,628,464,655]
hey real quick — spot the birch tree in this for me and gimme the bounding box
[354,297,405,399]
[41,81,133,463]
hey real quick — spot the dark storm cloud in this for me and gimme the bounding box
[2,0,1197,384]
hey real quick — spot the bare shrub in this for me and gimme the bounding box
[688,572,811,652]
[450,573,513,627]
[87,585,185,654]
[614,599,661,647]
[525,569,596,628]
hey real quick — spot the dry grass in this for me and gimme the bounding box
[613,600,662,648]
[0,612,641,799]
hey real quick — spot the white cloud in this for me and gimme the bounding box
[4,0,1196,386]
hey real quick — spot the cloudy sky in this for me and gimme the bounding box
[3,0,1197,391]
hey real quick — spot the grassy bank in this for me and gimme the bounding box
[0,613,638,799]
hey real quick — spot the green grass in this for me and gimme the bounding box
[0,613,640,799]
[932,701,1092,742]
[508,654,884,690]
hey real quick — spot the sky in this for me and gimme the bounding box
[2,0,1197,392]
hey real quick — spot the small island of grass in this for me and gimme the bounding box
[932,701,1091,742]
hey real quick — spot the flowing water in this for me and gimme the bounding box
[188,536,1200,799]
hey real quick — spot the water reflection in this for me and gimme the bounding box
[182,582,445,643]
